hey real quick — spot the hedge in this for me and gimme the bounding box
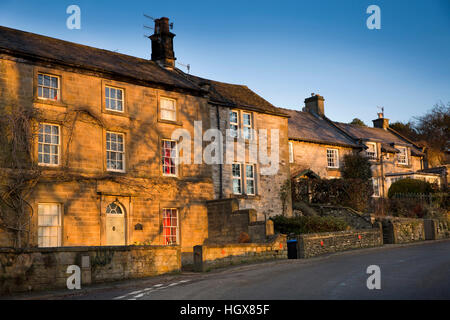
[271,215,349,235]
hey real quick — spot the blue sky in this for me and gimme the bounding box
[0,0,449,125]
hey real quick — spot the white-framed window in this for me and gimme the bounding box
[289,142,294,163]
[38,123,60,166]
[160,97,177,121]
[397,147,408,165]
[372,178,380,197]
[229,110,239,138]
[105,86,124,112]
[38,73,60,101]
[366,142,377,160]
[162,208,179,245]
[327,148,339,168]
[232,163,242,194]
[106,132,125,172]
[242,112,253,140]
[162,139,178,176]
[38,203,62,248]
[246,164,256,195]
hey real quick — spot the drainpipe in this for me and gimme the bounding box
[216,104,223,199]
[380,153,386,216]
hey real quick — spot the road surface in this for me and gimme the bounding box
[10,240,450,300]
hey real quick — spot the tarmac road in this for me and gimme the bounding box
[38,240,449,300]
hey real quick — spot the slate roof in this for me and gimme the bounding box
[0,26,202,92]
[334,122,425,156]
[178,72,289,117]
[281,108,360,148]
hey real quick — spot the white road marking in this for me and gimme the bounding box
[113,280,192,300]
[178,280,190,283]
[129,290,144,295]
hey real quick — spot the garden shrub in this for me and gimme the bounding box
[388,178,434,198]
[292,178,373,212]
[271,215,349,235]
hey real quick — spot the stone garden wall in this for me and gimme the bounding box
[193,235,287,272]
[297,229,383,259]
[0,245,180,295]
[379,217,425,244]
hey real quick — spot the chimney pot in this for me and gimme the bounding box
[304,93,325,117]
[150,17,176,68]
[373,113,390,129]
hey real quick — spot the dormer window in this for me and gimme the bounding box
[366,142,377,160]
[397,147,408,165]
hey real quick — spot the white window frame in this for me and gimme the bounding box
[327,148,339,169]
[160,97,177,122]
[106,132,126,173]
[38,203,62,248]
[162,139,178,177]
[397,147,408,165]
[242,112,253,140]
[289,142,294,163]
[366,142,377,160]
[232,163,242,195]
[162,208,179,245]
[245,164,256,196]
[229,110,239,138]
[105,86,124,112]
[372,178,380,197]
[37,73,60,101]
[38,123,60,167]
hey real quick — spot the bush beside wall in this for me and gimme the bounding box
[271,215,349,235]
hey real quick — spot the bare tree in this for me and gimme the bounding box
[0,105,41,248]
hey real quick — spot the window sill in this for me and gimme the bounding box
[230,194,261,200]
[103,109,130,118]
[106,170,127,175]
[34,98,67,108]
[162,174,180,179]
[326,167,340,171]
[158,118,183,126]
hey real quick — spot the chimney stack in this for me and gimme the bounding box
[304,93,325,117]
[372,112,390,129]
[150,17,176,68]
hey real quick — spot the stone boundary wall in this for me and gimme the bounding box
[193,235,287,272]
[0,245,180,295]
[378,217,425,244]
[297,229,383,259]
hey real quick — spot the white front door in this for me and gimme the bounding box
[105,202,125,246]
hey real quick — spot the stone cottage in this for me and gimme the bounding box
[286,94,442,198]
[176,73,292,220]
[0,17,292,260]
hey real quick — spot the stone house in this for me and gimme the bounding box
[286,94,442,198]
[176,73,293,220]
[0,22,216,264]
[0,17,292,259]
[282,94,362,180]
